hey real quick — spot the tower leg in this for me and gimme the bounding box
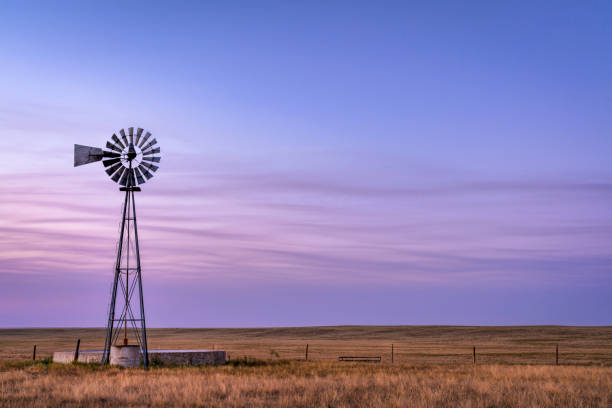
[103,189,130,365]
[131,190,149,368]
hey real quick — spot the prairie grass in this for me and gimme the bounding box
[2,326,611,365]
[1,326,611,407]
[0,360,610,407]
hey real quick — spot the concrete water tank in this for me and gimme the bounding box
[110,345,140,367]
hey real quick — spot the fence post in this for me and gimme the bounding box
[74,338,81,362]
[305,344,309,361]
[555,344,558,365]
[473,346,476,364]
[391,344,394,364]
[32,345,36,361]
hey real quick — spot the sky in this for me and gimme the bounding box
[0,1,611,327]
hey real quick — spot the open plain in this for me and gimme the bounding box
[1,326,611,407]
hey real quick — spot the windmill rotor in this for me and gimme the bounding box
[73,127,161,187]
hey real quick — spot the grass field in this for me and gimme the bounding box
[1,326,611,407]
[1,360,611,407]
[2,326,611,365]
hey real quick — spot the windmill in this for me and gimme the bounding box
[74,127,160,368]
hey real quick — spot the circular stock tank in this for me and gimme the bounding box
[110,345,141,367]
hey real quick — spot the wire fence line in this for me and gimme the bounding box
[227,343,611,365]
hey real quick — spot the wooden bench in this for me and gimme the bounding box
[338,356,381,363]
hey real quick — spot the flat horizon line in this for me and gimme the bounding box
[1,324,611,329]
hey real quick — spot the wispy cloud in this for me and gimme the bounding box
[1,163,610,291]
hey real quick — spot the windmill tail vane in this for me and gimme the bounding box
[73,127,161,368]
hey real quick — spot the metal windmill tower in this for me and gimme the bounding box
[74,127,160,368]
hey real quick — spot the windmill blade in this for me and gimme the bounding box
[135,128,144,145]
[111,166,126,183]
[74,144,104,167]
[103,151,121,158]
[105,141,122,153]
[119,168,131,186]
[119,169,129,186]
[143,156,161,163]
[111,134,125,149]
[142,138,157,151]
[102,158,121,167]
[119,129,129,146]
[128,127,134,145]
[106,140,122,153]
[138,164,154,180]
[138,132,151,148]
[142,147,160,156]
[140,161,159,172]
[134,167,146,185]
[105,162,123,176]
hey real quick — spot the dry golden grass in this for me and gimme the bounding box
[0,360,610,407]
[1,327,611,407]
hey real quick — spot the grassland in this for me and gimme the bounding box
[1,326,611,407]
[1,360,611,407]
[2,326,611,365]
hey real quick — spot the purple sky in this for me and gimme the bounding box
[0,1,611,327]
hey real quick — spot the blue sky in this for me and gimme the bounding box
[0,1,611,326]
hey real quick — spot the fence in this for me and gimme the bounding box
[227,342,611,365]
